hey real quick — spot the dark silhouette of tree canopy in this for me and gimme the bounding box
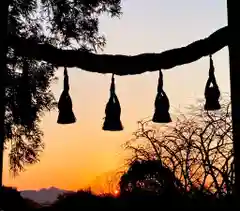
[119,159,182,197]
[4,0,122,174]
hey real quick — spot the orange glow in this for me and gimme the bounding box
[2,1,229,193]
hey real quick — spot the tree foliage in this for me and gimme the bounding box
[124,98,234,196]
[119,159,182,197]
[5,0,122,174]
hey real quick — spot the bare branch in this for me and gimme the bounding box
[125,98,233,195]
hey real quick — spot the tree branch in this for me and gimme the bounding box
[9,27,228,76]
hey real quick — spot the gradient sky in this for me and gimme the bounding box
[3,0,229,192]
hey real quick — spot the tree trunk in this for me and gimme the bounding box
[0,0,10,188]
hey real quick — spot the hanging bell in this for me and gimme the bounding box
[103,74,123,131]
[204,55,221,111]
[152,70,171,123]
[57,67,76,124]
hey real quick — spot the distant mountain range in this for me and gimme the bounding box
[21,187,73,204]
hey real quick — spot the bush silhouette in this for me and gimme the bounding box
[0,186,31,211]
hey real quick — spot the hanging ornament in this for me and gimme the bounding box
[103,74,123,131]
[152,70,171,123]
[18,60,36,127]
[57,67,76,124]
[204,55,221,111]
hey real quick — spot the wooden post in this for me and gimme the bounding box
[227,1,240,197]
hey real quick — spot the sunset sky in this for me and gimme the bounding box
[3,0,230,192]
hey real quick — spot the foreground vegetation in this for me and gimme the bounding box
[0,99,236,210]
[0,185,235,211]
